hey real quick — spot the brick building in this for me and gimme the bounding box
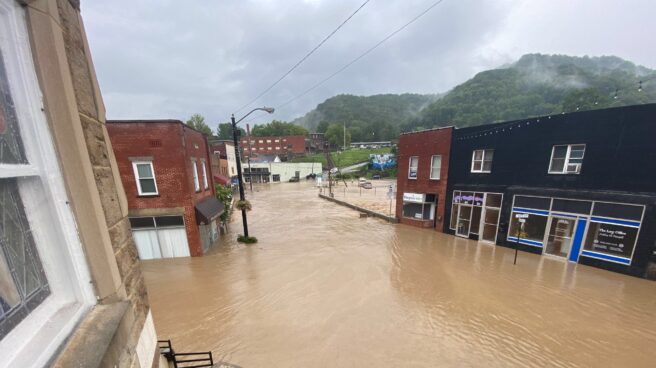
[210,140,238,178]
[395,127,453,230]
[241,134,306,158]
[1,0,158,366]
[107,120,224,258]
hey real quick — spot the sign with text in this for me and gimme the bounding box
[584,221,638,259]
[515,213,529,219]
[403,192,425,203]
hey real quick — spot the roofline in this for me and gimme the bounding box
[400,126,454,136]
[107,119,212,137]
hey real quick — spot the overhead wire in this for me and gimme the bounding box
[242,0,448,125]
[233,0,372,115]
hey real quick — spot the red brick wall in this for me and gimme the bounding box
[395,127,453,232]
[241,135,306,155]
[107,121,215,256]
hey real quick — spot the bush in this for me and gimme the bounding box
[237,235,258,244]
[215,184,233,223]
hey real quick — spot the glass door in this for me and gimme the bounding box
[544,217,576,258]
[456,206,472,237]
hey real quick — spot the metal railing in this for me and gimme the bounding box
[158,340,214,368]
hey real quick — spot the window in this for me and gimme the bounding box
[192,160,200,191]
[258,140,263,143]
[266,139,271,143]
[275,146,280,150]
[132,161,158,195]
[508,212,549,245]
[201,160,208,189]
[267,147,272,150]
[243,147,248,151]
[0,3,94,363]
[408,156,418,179]
[471,149,494,173]
[430,155,442,180]
[402,193,435,220]
[272,174,280,182]
[275,139,280,143]
[549,144,585,174]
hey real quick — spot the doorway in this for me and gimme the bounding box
[544,217,576,258]
[456,206,472,237]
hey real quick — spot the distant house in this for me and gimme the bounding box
[243,162,322,183]
[211,140,238,178]
[107,120,224,259]
[241,134,306,158]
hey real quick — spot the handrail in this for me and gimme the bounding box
[156,338,214,368]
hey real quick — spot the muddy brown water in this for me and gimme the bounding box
[142,182,656,367]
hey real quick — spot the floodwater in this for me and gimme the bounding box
[142,182,656,367]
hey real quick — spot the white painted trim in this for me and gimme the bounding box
[471,149,493,173]
[135,311,157,368]
[0,0,95,365]
[201,159,208,189]
[408,156,418,179]
[429,155,441,180]
[132,160,158,195]
[191,159,200,191]
[548,144,585,174]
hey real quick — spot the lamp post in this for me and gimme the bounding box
[231,107,274,238]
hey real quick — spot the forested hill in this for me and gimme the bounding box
[407,54,656,130]
[291,93,437,141]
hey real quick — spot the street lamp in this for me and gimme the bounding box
[231,107,275,239]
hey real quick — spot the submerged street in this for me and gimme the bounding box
[142,183,656,367]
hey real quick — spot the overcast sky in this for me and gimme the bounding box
[83,0,656,130]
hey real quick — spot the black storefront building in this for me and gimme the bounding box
[444,104,656,279]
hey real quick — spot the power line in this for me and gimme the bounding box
[233,0,372,115]
[275,0,448,111]
[242,0,448,125]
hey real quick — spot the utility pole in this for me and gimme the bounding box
[231,114,249,237]
[343,122,346,151]
[246,124,254,191]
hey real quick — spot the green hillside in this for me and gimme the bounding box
[291,93,437,141]
[407,54,656,130]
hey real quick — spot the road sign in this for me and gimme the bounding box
[518,218,526,223]
[515,213,529,219]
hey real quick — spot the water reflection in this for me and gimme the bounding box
[142,182,656,367]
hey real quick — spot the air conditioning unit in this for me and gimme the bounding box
[566,163,581,174]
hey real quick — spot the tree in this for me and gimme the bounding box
[185,113,213,136]
[216,122,245,140]
[325,123,351,148]
[251,120,308,137]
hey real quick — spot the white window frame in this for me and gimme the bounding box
[548,144,586,174]
[408,156,419,179]
[430,155,442,180]
[471,149,493,173]
[0,1,95,365]
[131,161,158,195]
[201,160,208,189]
[191,160,200,192]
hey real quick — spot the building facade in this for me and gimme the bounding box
[211,140,238,178]
[244,162,323,183]
[395,127,453,230]
[0,0,157,366]
[107,120,223,259]
[241,134,306,157]
[444,104,656,279]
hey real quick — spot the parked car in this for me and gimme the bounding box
[361,182,373,189]
[372,174,381,180]
[289,176,300,182]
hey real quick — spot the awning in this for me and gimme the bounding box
[214,174,230,186]
[195,197,224,225]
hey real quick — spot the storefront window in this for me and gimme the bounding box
[451,191,502,241]
[583,222,639,260]
[508,213,549,244]
[402,193,435,220]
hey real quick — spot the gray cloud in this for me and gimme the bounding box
[82,0,656,130]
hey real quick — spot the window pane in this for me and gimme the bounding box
[409,157,418,168]
[552,146,568,159]
[583,222,638,259]
[569,149,585,159]
[0,51,27,164]
[155,216,184,227]
[484,149,494,161]
[136,163,152,178]
[514,195,551,210]
[0,179,50,338]
[484,208,499,224]
[482,161,492,172]
[485,194,502,208]
[550,158,565,172]
[450,205,458,229]
[403,202,424,219]
[470,207,481,234]
[508,213,548,243]
[592,202,644,221]
[473,150,483,160]
[551,199,592,215]
[129,217,155,228]
[431,155,441,169]
[139,179,156,193]
[472,161,482,171]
